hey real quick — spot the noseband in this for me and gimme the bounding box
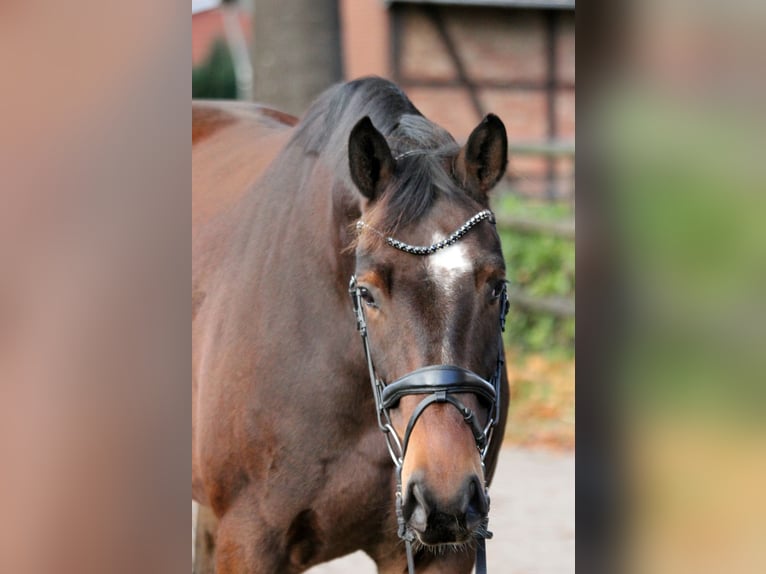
[349,209,509,574]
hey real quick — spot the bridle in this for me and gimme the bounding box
[349,209,510,574]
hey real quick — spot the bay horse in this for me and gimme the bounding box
[193,77,510,574]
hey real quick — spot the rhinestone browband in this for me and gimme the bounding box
[355,209,495,256]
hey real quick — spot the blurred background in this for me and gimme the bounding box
[2,1,765,574]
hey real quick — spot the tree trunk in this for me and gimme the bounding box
[252,0,343,115]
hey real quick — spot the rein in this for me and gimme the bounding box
[349,210,509,574]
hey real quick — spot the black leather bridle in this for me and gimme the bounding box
[349,210,510,574]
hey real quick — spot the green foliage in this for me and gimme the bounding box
[493,194,575,357]
[192,39,237,100]
[604,94,766,415]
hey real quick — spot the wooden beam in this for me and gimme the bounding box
[495,214,575,239]
[507,288,575,317]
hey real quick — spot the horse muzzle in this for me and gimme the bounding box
[402,472,489,545]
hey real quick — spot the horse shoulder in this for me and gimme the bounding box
[193,100,298,509]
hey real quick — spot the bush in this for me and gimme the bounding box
[192,39,237,100]
[493,194,575,357]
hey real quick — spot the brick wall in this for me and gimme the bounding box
[192,2,575,196]
[341,2,575,198]
[393,5,574,197]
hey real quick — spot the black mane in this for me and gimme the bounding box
[288,77,471,233]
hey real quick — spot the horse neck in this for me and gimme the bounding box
[234,150,358,293]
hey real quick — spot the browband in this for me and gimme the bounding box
[356,209,495,256]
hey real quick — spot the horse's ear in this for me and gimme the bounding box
[348,116,394,202]
[454,114,508,198]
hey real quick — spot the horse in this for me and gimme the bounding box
[192,77,510,574]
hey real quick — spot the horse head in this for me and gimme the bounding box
[347,112,508,549]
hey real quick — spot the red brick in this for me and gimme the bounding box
[400,7,458,82]
[480,89,548,141]
[444,8,547,85]
[340,0,390,79]
[555,91,575,139]
[509,155,548,178]
[403,87,477,138]
[557,12,575,85]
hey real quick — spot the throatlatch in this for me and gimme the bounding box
[348,209,510,574]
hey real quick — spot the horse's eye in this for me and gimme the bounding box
[489,280,507,301]
[359,287,378,309]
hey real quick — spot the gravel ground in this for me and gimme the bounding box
[306,446,575,574]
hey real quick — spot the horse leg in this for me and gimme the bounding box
[215,495,290,574]
[193,501,219,574]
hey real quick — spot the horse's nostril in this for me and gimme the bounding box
[403,481,431,532]
[403,476,489,543]
[467,478,477,507]
[465,476,488,530]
